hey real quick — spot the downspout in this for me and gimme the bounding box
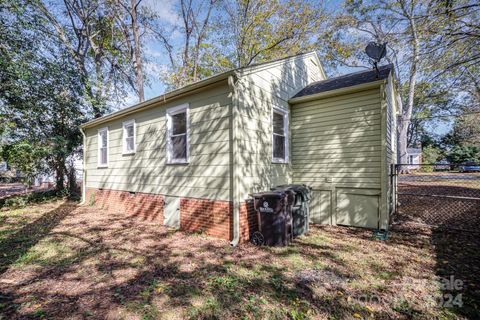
[79,127,87,205]
[228,73,241,247]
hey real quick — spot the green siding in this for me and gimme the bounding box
[309,190,332,224]
[382,74,398,228]
[291,88,383,227]
[84,83,232,200]
[336,189,380,228]
[83,52,324,205]
[234,53,324,200]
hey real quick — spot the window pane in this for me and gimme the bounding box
[101,131,107,148]
[273,135,285,160]
[273,112,284,134]
[126,124,134,138]
[171,135,187,160]
[126,137,134,151]
[100,148,107,164]
[172,112,186,135]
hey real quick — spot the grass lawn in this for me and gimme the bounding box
[0,200,478,319]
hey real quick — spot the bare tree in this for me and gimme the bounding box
[397,0,421,171]
[149,0,218,88]
[116,0,146,102]
[322,0,434,172]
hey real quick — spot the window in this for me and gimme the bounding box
[166,104,189,163]
[123,120,136,154]
[272,108,288,163]
[409,155,414,164]
[98,127,108,167]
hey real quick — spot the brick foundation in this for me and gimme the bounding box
[239,199,258,242]
[86,188,259,242]
[86,188,164,222]
[180,198,233,240]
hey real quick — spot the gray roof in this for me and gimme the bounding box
[407,148,422,154]
[293,64,393,98]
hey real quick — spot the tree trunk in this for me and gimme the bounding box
[398,4,419,173]
[131,0,144,102]
[55,165,65,191]
[398,116,410,170]
[67,164,78,196]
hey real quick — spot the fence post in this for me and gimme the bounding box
[391,164,398,215]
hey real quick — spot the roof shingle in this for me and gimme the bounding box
[293,64,393,99]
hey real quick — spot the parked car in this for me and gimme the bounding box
[434,160,451,171]
[459,162,480,172]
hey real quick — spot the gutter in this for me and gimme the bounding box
[79,127,87,205]
[228,73,241,247]
[289,79,387,104]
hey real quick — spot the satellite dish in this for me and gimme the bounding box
[365,42,387,62]
[365,42,387,77]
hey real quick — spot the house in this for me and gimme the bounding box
[0,161,7,173]
[80,52,400,244]
[406,148,422,170]
[33,156,83,188]
[34,174,55,188]
[0,160,22,183]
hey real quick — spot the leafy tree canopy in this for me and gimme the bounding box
[447,145,480,164]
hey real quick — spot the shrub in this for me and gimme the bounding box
[4,196,28,208]
[0,189,64,209]
[420,146,442,172]
[447,145,480,164]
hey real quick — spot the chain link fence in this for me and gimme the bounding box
[394,164,480,232]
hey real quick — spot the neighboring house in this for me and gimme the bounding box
[74,158,83,181]
[406,148,422,170]
[0,161,7,173]
[33,157,83,188]
[34,174,55,188]
[80,52,400,244]
[1,157,82,187]
[0,160,22,182]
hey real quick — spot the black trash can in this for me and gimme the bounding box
[271,184,311,237]
[251,191,293,246]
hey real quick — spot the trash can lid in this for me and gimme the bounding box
[251,191,286,199]
[271,184,312,200]
[274,184,311,191]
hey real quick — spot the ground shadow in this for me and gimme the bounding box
[394,182,480,318]
[0,202,76,275]
[1,204,414,319]
[431,224,480,318]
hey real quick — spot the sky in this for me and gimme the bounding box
[124,0,452,137]
[125,0,350,107]
[121,0,178,106]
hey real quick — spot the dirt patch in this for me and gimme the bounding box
[295,269,347,292]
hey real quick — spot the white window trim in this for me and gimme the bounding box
[166,103,189,164]
[122,119,136,155]
[272,107,289,164]
[97,127,109,168]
